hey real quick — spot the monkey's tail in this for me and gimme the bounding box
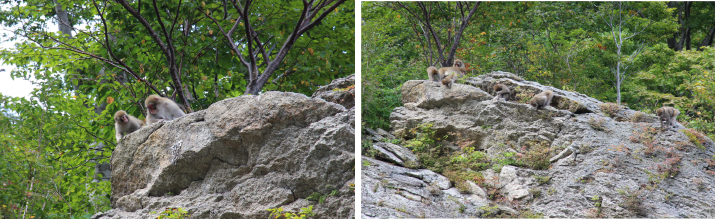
[427,66,439,82]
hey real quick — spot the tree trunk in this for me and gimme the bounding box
[698,25,715,50]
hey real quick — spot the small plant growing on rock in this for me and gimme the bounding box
[450,146,490,171]
[306,190,338,204]
[479,205,500,218]
[618,189,646,217]
[405,123,451,172]
[515,87,535,104]
[361,138,378,158]
[588,117,609,132]
[529,187,542,198]
[267,206,314,219]
[629,125,658,144]
[362,160,371,167]
[599,102,623,117]
[155,207,190,219]
[693,178,706,192]
[630,112,646,123]
[519,141,552,170]
[657,155,682,179]
[682,129,708,150]
[533,175,551,185]
[547,187,557,195]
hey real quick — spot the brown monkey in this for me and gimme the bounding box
[529,90,553,110]
[426,59,467,83]
[656,106,680,130]
[427,66,440,82]
[453,59,466,68]
[493,83,511,101]
[145,95,186,125]
[114,110,145,142]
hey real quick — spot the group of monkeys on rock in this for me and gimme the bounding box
[425,59,553,109]
[113,95,186,143]
[425,60,681,130]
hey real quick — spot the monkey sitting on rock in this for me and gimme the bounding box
[656,106,680,130]
[529,90,553,110]
[145,95,186,125]
[426,59,467,89]
[114,110,145,142]
[492,83,511,101]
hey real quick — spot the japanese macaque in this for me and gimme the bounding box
[656,106,680,130]
[426,59,467,85]
[114,110,145,142]
[529,90,553,110]
[493,83,511,101]
[427,66,440,82]
[145,95,186,125]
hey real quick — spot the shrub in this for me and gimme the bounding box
[588,117,608,132]
[155,207,190,219]
[682,129,708,150]
[519,141,552,170]
[599,102,623,117]
[630,112,646,123]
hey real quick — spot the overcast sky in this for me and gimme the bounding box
[0,9,59,99]
[0,42,36,98]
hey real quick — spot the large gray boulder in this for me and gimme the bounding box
[95,76,355,219]
[364,71,715,218]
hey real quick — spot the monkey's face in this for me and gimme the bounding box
[147,101,157,114]
[116,114,128,124]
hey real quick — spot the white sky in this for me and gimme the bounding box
[0,12,59,99]
[0,41,36,98]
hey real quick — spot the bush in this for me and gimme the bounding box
[599,103,623,117]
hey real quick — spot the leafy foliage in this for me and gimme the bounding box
[267,205,314,219]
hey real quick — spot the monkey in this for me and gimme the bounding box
[656,106,680,130]
[529,90,554,110]
[145,94,186,125]
[427,66,440,82]
[114,110,145,142]
[426,59,467,84]
[453,59,465,68]
[441,73,458,89]
[493,83,511,101]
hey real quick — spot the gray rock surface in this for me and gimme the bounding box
[95,76,355,219]
[312,74,355,109]
[363,71,715,218]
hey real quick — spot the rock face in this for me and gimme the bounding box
[312,74,355,109]
[95,75,355,219]
[362,72,715,218]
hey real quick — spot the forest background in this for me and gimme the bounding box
[0,0,354,218]
[362,1,715,142]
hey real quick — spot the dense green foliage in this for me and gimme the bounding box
[0,0,353,218]
[362,2,715,140]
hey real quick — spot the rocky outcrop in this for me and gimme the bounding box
[95,75,355,219]
[312,74,355,109]
[362,72,715,218]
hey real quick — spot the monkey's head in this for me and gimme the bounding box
[114,110,129,124]
[453,59,464,68]
[656,108,663,117]
[145,95,161,115]
[493,84,503,92]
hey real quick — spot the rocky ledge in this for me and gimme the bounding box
[362,72,715,218]
[94,75,355,219]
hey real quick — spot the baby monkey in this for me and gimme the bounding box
[493,83,511,101]
[656,106,680,130]
[529,90,553,110]
[114,110,145,142]
[145,95,186,125]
